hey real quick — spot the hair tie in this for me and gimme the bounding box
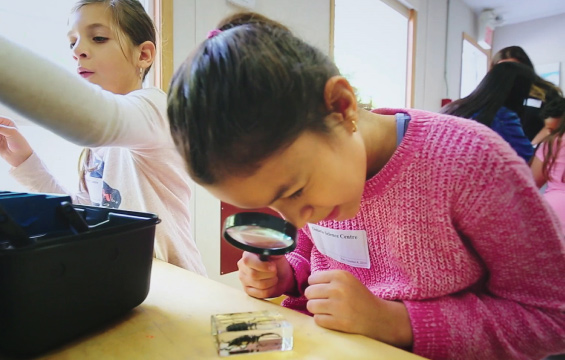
[207,29,222,39]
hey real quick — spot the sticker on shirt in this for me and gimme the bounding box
[84,155,122,209]
[85,175,103,206]
[307,224,371,268]
[525,98,542,108]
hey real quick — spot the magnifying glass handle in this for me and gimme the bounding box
[259,253,269,262]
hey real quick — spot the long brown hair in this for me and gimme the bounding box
[538,97,565,182]
[490,46,534,70]
[71,0,156,79]
[72,0,156,189]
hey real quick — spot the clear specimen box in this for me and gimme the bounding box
[211,310,293,356]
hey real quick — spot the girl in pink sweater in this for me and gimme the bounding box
[167,12,565,360]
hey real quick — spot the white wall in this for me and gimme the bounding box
[493,13,565,91]
[403,0,450,110]
[444,0,476,101]
[396,0,476,110]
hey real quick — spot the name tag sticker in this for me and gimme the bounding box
[85,176,103,206]
[307,224,371,268]
[525,98,542,108]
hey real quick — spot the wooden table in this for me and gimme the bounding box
[13,260,426,359]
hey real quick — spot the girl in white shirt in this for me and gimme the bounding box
[0,0,206,275]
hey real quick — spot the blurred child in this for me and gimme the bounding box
[0,0,206,275]
[166,12,565,360]
[531,96,565,231]
[441,62,535,162]
[491,46,563,141]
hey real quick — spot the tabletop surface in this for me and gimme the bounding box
[7,259,426,360]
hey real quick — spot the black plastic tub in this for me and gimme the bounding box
[0,192,159,357]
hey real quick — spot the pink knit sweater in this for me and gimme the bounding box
[282,108,565,360]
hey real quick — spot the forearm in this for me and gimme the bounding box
[365,300,413,349]
[0,36,116,145]
[532,127,550,145]
[9,152,89,205]
[0,35,162,148]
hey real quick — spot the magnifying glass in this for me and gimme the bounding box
[222,212,297,261]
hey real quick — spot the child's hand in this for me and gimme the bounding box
[0,117,33,167]
[237,252,295,299]
[305,270,413,348]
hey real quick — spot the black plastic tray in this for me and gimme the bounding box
[0,192,159,357]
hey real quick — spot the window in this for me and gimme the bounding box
[460,33,489,98]
[332,0,415,109]
[0,0,81,192]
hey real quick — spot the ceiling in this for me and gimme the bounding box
[460,0,565,26]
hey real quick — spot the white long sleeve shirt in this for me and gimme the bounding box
[0,35,206,275]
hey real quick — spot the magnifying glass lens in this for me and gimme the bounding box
[225,225,294,249]
[222,212,297,258]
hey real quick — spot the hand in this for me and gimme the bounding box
[0,117,33,167]
[237,252,296,299]
[305,270,413,348]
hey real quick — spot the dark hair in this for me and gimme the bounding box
[538,96,565,181]
[541,96,565,120]
[72,0,156,79]
[490,46,562,103]
[167,12,340,185]
[490,46,534,70]
[440,62,537,126]
[532,78,563,102]
[215,12,290,32]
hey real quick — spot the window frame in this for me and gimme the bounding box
[459,32,491,98]
[152,0,174,92]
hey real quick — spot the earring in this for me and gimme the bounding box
[139,67,144,79]
[351,120,357,133]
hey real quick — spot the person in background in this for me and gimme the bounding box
[0,0,206,275]
[532,97,565,145]
[167,12,565,360]
[490,45,534,69]
[491,45,563,141]
[441,62,535,162]
[531,96,565,231]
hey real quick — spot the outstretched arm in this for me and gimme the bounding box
[9,152,91,205]
[1,117,90,204]
[531,142,549,188]
[0,35,166,149]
